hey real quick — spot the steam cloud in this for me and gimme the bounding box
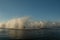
[0,16,60,29]
[0,16,60,39]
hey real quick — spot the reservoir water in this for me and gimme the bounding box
[0,28,60,40]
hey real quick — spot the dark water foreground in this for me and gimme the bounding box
[0,28,60,40]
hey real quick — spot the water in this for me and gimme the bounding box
[0,28,60,40]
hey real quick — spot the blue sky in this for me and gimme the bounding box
[0,0,60,22]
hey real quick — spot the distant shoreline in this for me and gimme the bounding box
[0,28,60,30]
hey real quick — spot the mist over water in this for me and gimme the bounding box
[0,16,60,39]
[0,16,60,29]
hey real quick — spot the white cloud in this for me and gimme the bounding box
[0,16,60,29]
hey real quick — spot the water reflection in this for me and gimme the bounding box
[0,28,60,40]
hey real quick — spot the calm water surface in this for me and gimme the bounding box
[0,28,60,40]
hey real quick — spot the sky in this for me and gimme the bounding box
[0,0,60,22]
